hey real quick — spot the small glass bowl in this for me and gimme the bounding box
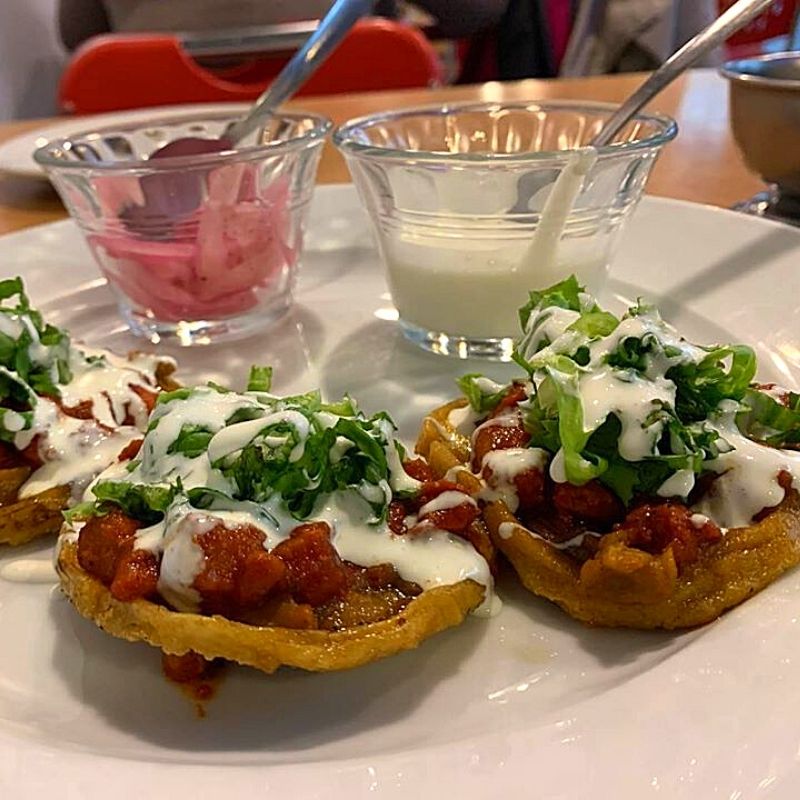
[35,111,331,345]
[334,101,677,359]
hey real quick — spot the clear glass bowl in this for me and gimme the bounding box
[35,111,330,345]
[334,101,677,359]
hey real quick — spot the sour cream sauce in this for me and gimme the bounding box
[383,149,607,338]
[531,310,708,485]
[693,401,800,529]
[79,388,495,615]
[517,302,800,532]
[13,346,171,499]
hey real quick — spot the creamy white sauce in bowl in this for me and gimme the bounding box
[382,150,609,343]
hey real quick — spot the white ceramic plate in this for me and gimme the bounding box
[1,185,799,799]
[0,103,250,179]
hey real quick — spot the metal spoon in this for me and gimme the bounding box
[151,0,375,160]
[127,0,373,231]
[592,0,775,147]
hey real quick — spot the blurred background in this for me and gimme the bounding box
[1,0,798,121]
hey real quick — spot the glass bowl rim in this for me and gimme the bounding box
[332,99,678,164]
[33,109,332,172]
[720,52,800,91]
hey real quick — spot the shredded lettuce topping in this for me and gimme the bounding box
[460,275,799,504]
[0,278,77,441]
[0,277,134,444]
[71,366,419,527]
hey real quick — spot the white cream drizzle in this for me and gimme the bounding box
[657,469,696,499]
[578,369,675,461]
[3,410,25,432]
[471,298,800,535]
[5,330,170,499]
[521,306,582,360]
[0,559,58,584]
[16,399,140,500]
[470,409,523,450]
[549,448,567,484]
[418,491,478,516]
[207,410,311,465]
[446,404,480,435]
[478,447,548,513]
[692,401,800,529]
[63,387,495,615]
[498,521,593,550]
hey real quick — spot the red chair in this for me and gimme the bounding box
[719,0,799,58]
[59,19,443,114]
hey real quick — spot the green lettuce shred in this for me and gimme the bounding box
[77,368,407,527]
[457,274,791,504]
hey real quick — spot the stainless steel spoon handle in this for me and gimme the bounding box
[227,0,375,145]
[592,0,775,147]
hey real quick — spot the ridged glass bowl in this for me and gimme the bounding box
[35,111,330,345]
[334,101,677,359]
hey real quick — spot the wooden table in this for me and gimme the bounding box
[0,69,764,238]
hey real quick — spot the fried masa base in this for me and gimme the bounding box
[56,542,485,674]
[417,399,800,630]
[484,495,800,629]
[0,360,179,548]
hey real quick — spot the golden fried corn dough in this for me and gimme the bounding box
[418,400,800,630]
[57,542,485,673]
[484,495,800,629]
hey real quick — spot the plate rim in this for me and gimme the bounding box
[0,185,799,798]
[0,102,252,180]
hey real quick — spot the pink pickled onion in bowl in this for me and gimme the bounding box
[89,168,296,322]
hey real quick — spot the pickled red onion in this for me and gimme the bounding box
[89,167,295,322]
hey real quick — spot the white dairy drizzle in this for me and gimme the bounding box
[520,306,583,361]
[133,388,258,491]
[476,298,800,533]
[520,147,598,283]
[3,410,25,432]
[16,398,140,500]
[327,492,492,612]
[207,410,311,464]
[586,314,706,376]
[446,404,480,435]
[579,368,675,461]
[0,558,58,584]
[473,377,505,395]
[418,491,478,516]
[66,388,494,615]
[692,401,800,529]
[0,314,22,338]
[59,348,160,429]
[386,441,422,495]
[548,448,567,484]
[498,521,592,550]
[657,469,696,499]
[470,409,523,450]
[518,306,709,490]
[478,448,549,513]
[6,332,170,498]
[570,312,704,457]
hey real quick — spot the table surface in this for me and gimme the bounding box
[0,69,764,237]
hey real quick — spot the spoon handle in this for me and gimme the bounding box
[227,0,375,145]
[592,0,775,147]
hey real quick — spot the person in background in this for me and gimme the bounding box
[561,0,720,76]
[464,0,719,81]
[57,0,723,81]
[58,0,509,51]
